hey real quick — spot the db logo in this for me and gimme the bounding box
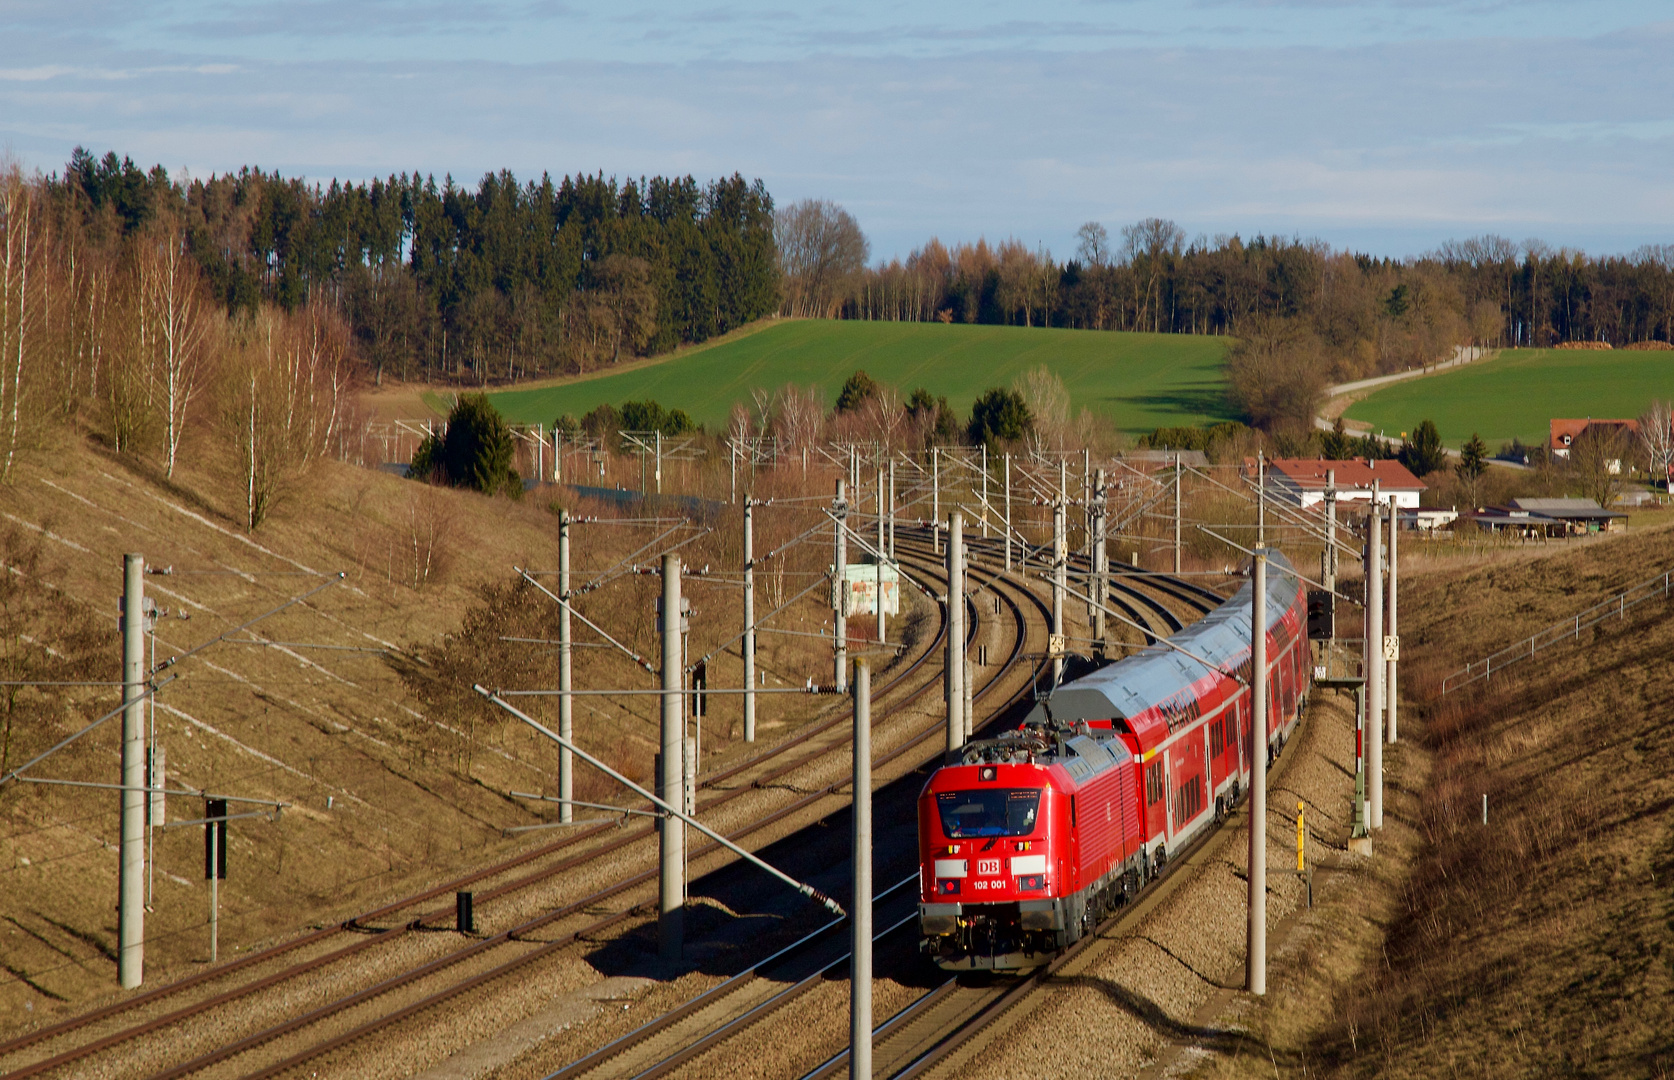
[977,859,1001,876]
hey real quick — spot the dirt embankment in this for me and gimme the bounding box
[1185,521,1674,1079]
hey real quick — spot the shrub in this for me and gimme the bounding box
[967,387,1032,445]
[409,393,521,497]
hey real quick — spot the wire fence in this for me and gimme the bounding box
[1440,567,1674,694]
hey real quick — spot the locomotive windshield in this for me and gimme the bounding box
[936,788,1041,838]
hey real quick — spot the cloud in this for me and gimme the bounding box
[2,16,1669,259]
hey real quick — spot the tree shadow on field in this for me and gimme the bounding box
[1106,385,1236,425]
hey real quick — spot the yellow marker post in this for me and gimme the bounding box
[1296,801,1306,872]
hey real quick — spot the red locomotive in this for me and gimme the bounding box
[917,556,1310,970]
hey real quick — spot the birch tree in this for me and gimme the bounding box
[137,221,213,477]
[0,165,38,480]
[1640,401,1674,490]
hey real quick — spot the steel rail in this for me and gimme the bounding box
[0,542,955,1073]
[550,570,1051,1080]
[191,550,1036,1080]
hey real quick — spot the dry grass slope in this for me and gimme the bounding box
[0,426,865,1036]
[1183,523,1674,1080]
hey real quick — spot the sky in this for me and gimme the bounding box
[3,1,1672,262]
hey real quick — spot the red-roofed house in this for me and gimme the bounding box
[1264,458,1427,509]
[1550,418,1639,471]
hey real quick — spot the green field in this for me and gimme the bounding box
[485,320,1234,434]
[1343,348,1674,449]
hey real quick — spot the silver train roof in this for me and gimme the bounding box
[1030,552,1301,725]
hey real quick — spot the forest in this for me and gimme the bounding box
[46,149,779,384]
[781,208,1674,398]
[6,147,1674,527]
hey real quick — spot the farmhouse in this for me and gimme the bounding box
[1263,458,1426,509]
[1464,497,1627,537]
[1399,507,1459,531]
[1550,418,1639,470]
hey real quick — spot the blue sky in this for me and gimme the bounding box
[4,1,1671,261]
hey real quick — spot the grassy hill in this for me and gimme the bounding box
[485,320,1235,434]
[1343,347,1674,448]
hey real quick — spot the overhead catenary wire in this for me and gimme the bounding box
[1195,526,1359,606]
[516,567,656,673]
[475,686,845,915]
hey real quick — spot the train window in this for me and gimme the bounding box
[936,789,1042,838]
[1145,761,1164,805]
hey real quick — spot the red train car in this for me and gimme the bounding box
[917,555,1310,970]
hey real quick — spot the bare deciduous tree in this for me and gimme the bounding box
[0,163,40,480]
[776,200,869,319]
[1015,365,1070,451]
[1638,400,1674,490]
[136,221,215,477]
[1076,222,1111,267]
[224,303,353,528]
[1569,424,1631,510]
[769,383,826,451]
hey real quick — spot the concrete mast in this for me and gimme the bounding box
[659,554,684,960]
[1247,549,1267,996]
[1387,502,1399,744]
[850,660,872,1079]
[945,512,965,754]
[834,480,848,693]
[559,512,573,822]
[743,499,756,743]
[119,553,146,988]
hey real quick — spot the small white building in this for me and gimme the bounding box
[1399,507,1459,531]
[1263,458,1427,510]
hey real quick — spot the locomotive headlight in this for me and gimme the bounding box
[979,766,997,781]
[1010,854,1047,876]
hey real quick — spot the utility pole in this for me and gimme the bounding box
[1174,452,1183,574]
[945,512,965,755]
[932,448,941,555]
[876,468,887,644]
[552,427,562,484]
[1082,448,1091,555]
[1092,468,1107,648]
[1387,499,1399,744]
[655,431,663,495]
[981,444,990,538]
[887,459,896,561]
[205,798,225,963]
[730,438,737,504]
[1003,452,1012,572]
[850,659,872,1080]
[1324,470,1338,596]
[743,499,756,743]
[120,553,145,989]
[834,480,848,694]
[1248,549,1267,996]
[559,512,573,822]
[1366,503,1384,830]
[1257,450,1266,546]
[659,554,684,960]
[1052,497,1066,686]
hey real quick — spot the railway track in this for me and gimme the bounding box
[0,534,1015,1079]
[533,556,1218,1080]
[538,563,1053,1080]
[0,530,1217,1080]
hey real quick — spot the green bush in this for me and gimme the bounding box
[409,394,521,497]
[619,399,696,435]
[967,387,1032,445]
